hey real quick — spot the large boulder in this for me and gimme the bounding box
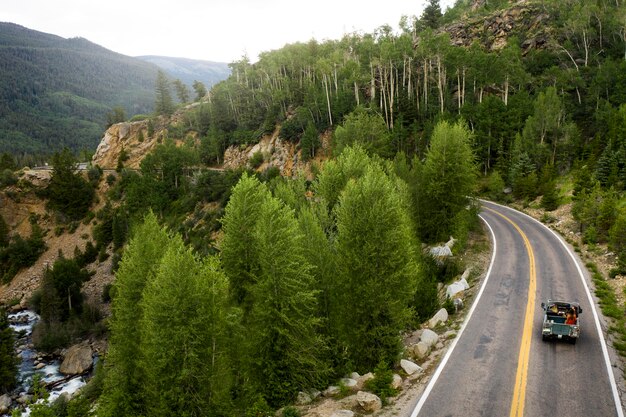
[428,308,449,328]
[357,391,382,412]
[60,343,93,375]
[420,329,439,348]
[446,277,470,298]
[0,394,11,414]
[408,341,430,359]
[400,359,423,375]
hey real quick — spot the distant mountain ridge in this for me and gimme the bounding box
[0,23,229,157]
[137,55,230,89]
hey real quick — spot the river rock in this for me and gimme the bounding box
[60,343,93,375]
[400,359,423,376]
[35,362,46,369]
[420,329,439,348]
[0,394,11,414]
[357,391,382,412]
[17,394,32,404]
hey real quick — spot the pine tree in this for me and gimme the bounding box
[140,237,234,416]
[172,79,190,103]
[418,121,477,242]
[220,174,271,311]
[98,212,170,417]
[155,70,174,116]
[46,148,95,221]
[421,0,442,29]
[334,165,419,371]
[192,80,208,101]
[248,196,327,407]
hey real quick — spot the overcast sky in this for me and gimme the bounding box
[1,0,456,63]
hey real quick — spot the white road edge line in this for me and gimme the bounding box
[409,214,498,417]
[482,200,625,417]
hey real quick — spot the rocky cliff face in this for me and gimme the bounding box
[93,108,331,178]
[440,1,553,52]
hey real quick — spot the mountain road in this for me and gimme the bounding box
[407,201,624,417]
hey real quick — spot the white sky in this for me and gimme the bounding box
[0,0,456,63]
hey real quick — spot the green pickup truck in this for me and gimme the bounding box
[541,300,582,344]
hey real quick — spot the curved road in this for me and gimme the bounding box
[409,201,624,417]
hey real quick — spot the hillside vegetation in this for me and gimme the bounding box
[1,0,626,416]
[0,23,230,160]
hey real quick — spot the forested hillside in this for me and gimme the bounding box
[2,0,626,416]
[0,23,230,160]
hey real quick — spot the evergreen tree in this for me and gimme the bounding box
[173,79,190,103]
[220,174,271,311]
[192,80,208,101]
[99,213,170,417]
[334,165,419,371]
[0,214,8,248]
[418,121,477,242]
[140,237,234,416]
[0,307,17,393]
[248,196,327,406]
[106,106,126,128]
[46,148,95,221]
[300,121,320,161]
[421,0,442,29]
[155,70,174,116]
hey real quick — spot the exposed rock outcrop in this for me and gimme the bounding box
[430,2,553,54]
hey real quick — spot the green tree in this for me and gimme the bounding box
[155,70,174,116]
[417,121,477,242]
[300,120,320,161]
[0,214,8,248]
[140,237,234,416]
[99,213,170,417]
[46,148,95,221]
[40,256,91,322]
[173,79,190,103]
[193,80,208,101]
[220,174,271,311]
[609,208,626,270]
[333,107,391,158]
[248,195,326,406]
[0,307,17,393]
[334,165,419,371]
[421,0,442,29]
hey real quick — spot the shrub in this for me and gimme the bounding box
[249,151,264,169]
[364,361,398,403]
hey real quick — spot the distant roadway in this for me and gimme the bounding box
[407,201,624,417]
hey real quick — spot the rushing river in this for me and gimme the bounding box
[6,310,87,416]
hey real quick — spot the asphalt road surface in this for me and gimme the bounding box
[408,201,624,417]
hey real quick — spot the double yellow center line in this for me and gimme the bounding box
[485,208,536,417]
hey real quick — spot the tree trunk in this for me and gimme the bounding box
[324,74,333,126]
